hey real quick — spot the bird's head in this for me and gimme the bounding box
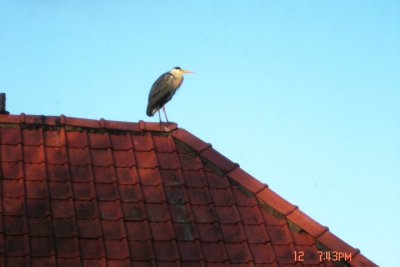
[170,66,193,76]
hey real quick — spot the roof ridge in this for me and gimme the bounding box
[171,128,377,267]
[0,113,177,133]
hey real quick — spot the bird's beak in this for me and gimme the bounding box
[182,69,194,74]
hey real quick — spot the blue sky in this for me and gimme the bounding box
[1,1,399,265]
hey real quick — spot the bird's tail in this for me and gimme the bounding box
[146,106,155,117]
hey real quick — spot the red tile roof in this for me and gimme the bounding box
[0,113,377,267]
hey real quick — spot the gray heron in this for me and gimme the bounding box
[146,66,193,123]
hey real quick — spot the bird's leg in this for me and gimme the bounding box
[158,110,162,125]
[162,105,169,125]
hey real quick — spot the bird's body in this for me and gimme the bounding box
[146,67,193,122]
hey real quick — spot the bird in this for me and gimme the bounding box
[146,66,193,124]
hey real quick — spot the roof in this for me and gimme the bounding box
[0,113,377,267]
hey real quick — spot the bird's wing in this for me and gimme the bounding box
[148,72,175,100]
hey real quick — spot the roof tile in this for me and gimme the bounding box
[4,197,26,216]
[183,169,207,187]
[45,147,68,164]
[82,258,107,267]
[150,221,175,241]
[75,200,98,219]
[77,219,102,238]
[115,167,139,185]
[178,153,203,170]
[132,134,154,151]
[4,215,28,235]
[126,221,151,241]
[51,199,75,218]
[102,219,127,239]
[200,147,238,173]
[55,238,80,257]
[187,188,212,205]
[2,162,24,179]
[110,133,133,150]
[192,205,218,223]
[104,239,130,259]
[169,205,194,223]
[130,240,155,260]
[23,145,45,163]
[267,225,293,245]
[243,224,270,244]
[135,151,158,168]
[157,152,180,169]
[99,201,123,220]
[119,184,142,202]
[30,236,54,257]
[27,198,50,217]
[32,257,56,267]
[73,182,96,200]
[1,144,22,162]
[47,164,70,181]
[201,242,228,262]
[1,126,22,144]
[228,167,266,194]
[225,242,252,263]
[88,132,110,149]
[248,243,276,263]
[96,183,119,201]
[22,128,44,146]
[221,223,246,242]
[69,148,91,165]
[57,258,81,267]
[287,209,328,238]
[71,165,93,182]
[215,206,241,224]
[205,169,230,189]
[272,244,297,264]
[171,129,211,152]
[138,168,162,185]
[122,202,147,221]
[147,203,170,222]
[197,223,223,242]
[93,166,116,183]
[177,241,203,261]
[165,186,187,205]
[2,179,24,197]
[160,170,184,187]
[142,185,166,203]
[44,129,66,147]
[237,206,264,224]
[113,150,136,167]
[173,222,197,241]
[153,135,175,153]
[232,187,257,207]
[80,238,106,258]
[153,240,179,261]
[66,131,89,148]
[256,187,297,216]
[6,256,30,267]
[91,149,113,166]
[29,217,52,236]
[49,181,73,200]
[317,231,354,255]
[210,188,235,206]
[5,235,30,256]
[53,218,77,237]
